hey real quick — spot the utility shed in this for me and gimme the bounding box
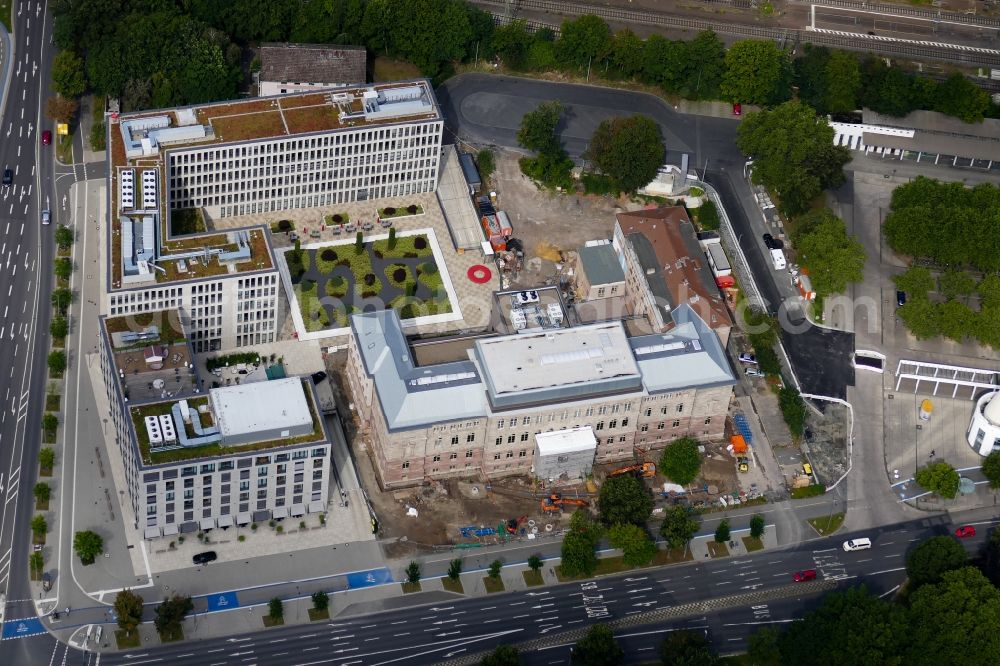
[534,427,597,481]
[458,153,482,192]
[210,377,313,446]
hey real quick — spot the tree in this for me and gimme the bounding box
[154,594,193,641]
[892,266,935,299]
[939,270,977,301]
[572,624,624,666]
[517,100,563,155]
[585,115,664,193]
[556,14,611,68]
[897,297,940,340]
[491,20,532,69]
[34,483,51,504]
[598,474,653,527]
[611,29,644,77]
[906,535,968,588]
[387,226,397,251]
[481,644,522,666]
[778,586,907,665]
[30,551,44,576]
[861,58,915,117]
[46,95,78,124]
[476,149,495,182]
[48,350,67,375]
[268,597,284,621]
[405,561,421,584]
[659,505,700,551]
[39,447,56,470]
[659,629,720,666]
[55,225,75,249]
[114,589,144,636]
[683,31,726,99]
[746,627,782,666]
[447,558,462,581]
[720,40,790,106]
[560,510,602,577]
[42,413,58,435]
[794,44,832,113]
[51,288,73,313]
[714,519,730,544]
[737,100,850,216]
[355,231,364,254]
[51,50,87,98]
[750,514,765,540]
[311,590,329,611]
[823,51,861,115]
[607,523,657,566]
[50,317,69,339]
[527,555,543,573]
[695,200,719,231]
[792,209,866,297]
[905,567,1000,664]
[659,437,702,485]
[778,386,807,439]
[53,257,73,280]
[31,515,48,538]
[981,527,1000,587]
[915,461,960,499]
[74,530,103,565]
[978,275,1000,310]
[389,0,476,76]
[488,559,503,579]
[983,452,1000,489]
[934,73,989,123]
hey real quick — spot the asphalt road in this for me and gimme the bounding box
[92,513,988,666]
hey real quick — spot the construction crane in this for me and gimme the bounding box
[608,462,656,479]
[540,494,589,513]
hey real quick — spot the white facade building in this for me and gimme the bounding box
[968,391,1000,456]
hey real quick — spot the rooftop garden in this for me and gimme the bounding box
[132,380,325,466]
[378,204,423,219]
[286,233,451,331]
[105,310,185,343]
[170,208,206,236]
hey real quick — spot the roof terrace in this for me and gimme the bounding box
[103,311,198,402]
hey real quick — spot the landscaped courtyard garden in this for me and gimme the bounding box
[285,233,452,331]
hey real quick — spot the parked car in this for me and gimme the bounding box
[763,233,775,249]
[738,352,757,365]
[311,371,328,385]
[732,103,742,116]
[955,525,976,538]
[896,291,907,306]
[2,168,11,185]
[793,569,817,582]
[745,367,764,378]
[192,551,217,565]
[42,130,52,145]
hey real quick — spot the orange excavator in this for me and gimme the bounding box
[608,462,656,479]
[540,493,590,513]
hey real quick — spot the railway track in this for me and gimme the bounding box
[477,0,1000,66]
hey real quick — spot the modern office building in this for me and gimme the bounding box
[98,310,333,539]
[258,43,367,97]
[104,79,444,351]
[614,207,733,345]
[346,305,736,489]
[968,391,1000,456]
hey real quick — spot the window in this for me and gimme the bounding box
[402,461,410,469]
[183,489,194,499]
[520,433,529,442]
[495,437,502,446]
[606,437,614,445]
[433,455,441,462]
[508,418,517,427]
[596,421,604,431]
[704,417,712,425]
[640,424,649,432]
[677,404,684,413]
[657,423,665,430]
[494,453,501,460]
[621,418,629,427]
[597,287,605,297]
[497,419,504,430]
[257,478,267,488]
[466,450,474,458]
[507,435,516,444]
[609,419,617,429]
[645,408,652,417]
[449,452,458,460]
[466,433,475,443]
[619,436,627,443]
[518,450,527,457]
[505,451,514,458]
[312,470,322,480]
[451,436,459,445]
[672,419,680,427]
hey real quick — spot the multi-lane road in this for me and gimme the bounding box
[0,1,67,663]
[91,514,989,666]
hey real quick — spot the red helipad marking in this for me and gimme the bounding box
[467,265,492,284]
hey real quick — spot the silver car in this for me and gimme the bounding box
[42,209,51,225]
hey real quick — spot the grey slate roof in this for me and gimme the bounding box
[578,244,625,286]
[260,43,367,86]
[627,232,673,307]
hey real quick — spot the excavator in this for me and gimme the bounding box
[608,462,656,479]
[540,493,589,513]
[506,515,528,534]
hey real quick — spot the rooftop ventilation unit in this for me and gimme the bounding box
[144,415,163,445]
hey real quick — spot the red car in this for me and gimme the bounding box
[732,103,742,116]
[793,569,817,582]
[955,525,976,538]
[41,130,52,145]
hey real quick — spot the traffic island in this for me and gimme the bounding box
[556,548,693,581]
[807,512,845,536]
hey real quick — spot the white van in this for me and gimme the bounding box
[842,537,872,552]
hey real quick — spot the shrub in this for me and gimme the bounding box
[447,558,462,581]
[268,597,284,621]
[355,231,364,254]
[48,351,67,374]
[384,207,396,216]
[50,317,68,339]
[488,559,503,579]
[363,273,376,286]
[714,519,731,544]
[34,483,51,503]
[392,267,407,283]
[406,204,418,214]
[791,484,826,499]
[331,214,343,224]
[750,514,765,539]
[42,413,58,435]
[300,279,315,292]
[406,561,421,584]
[697,199,720,231]
[388,226,397,251]
[320,249,337,262]
[527,555,543,572]
[31,514,48,537]
[778,386,808,439]
[311,590,329,611]
[277,220,293,232]
[414,237,427,250]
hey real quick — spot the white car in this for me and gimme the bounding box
[738,353,757,365]
[41,210,51,225]
[745,367,764,378]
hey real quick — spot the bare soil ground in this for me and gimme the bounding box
[802,400,850,487]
